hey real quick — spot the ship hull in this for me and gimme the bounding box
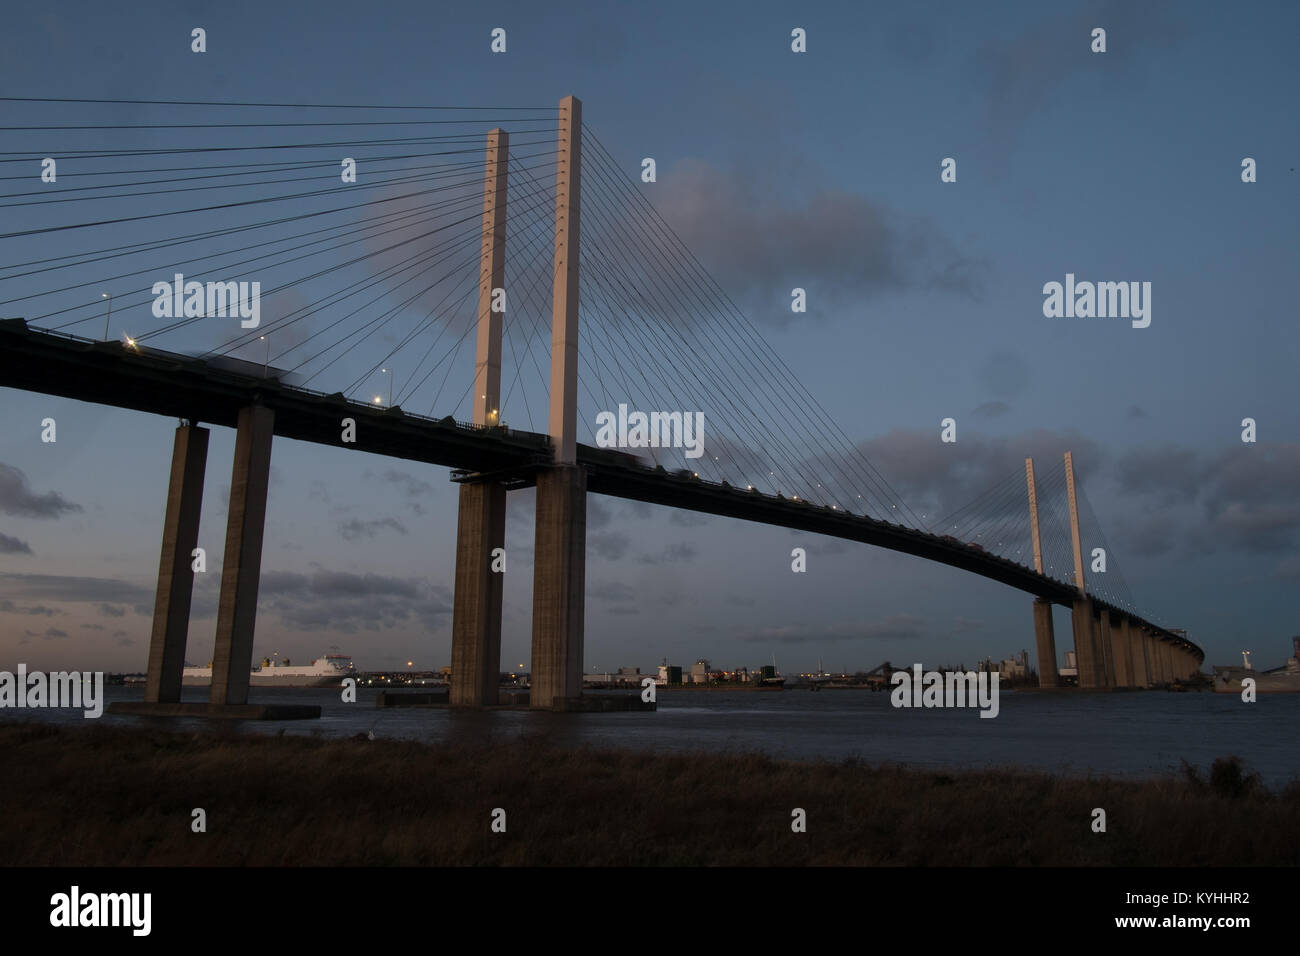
[1213,666,1300,693]
[182,673,346,688]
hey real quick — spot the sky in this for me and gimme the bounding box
[1,0,1297,676]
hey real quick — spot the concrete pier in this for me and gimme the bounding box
[1072,598,1102,688]
[1032,598,1058,687]
[1130,625,1150,687]
[210,405,274,707]
[144,423,209,704]
[530,465,587,709]
[450,482,506,706]
[1112,617,1135,687]
[1098,612,1116,688]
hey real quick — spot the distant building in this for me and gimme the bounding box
[1059,650,1078,679]
[998,649,1030,680]
[656,664,683,685]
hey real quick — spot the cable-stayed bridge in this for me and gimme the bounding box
[0,95,1202,711]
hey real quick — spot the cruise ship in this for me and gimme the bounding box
[182,654,354,687]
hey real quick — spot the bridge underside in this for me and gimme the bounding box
[0,320,1204,705]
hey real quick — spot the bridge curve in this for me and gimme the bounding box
[0,319,1203,667]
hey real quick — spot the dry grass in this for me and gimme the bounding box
[1,722,1296,866]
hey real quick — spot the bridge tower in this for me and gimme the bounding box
[144,422,209,703]
[1064,451,1110,689]
[1024,458,1058,688]
[530,95,587,709]
[449,129,510,707]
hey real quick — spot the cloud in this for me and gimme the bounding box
[589,581,635,604]
[1126,405,1147,421]
[588,497,614,530]
[589,532,631,561]
[0,464,82,519]
[81,623,106,631]
[637,542,697,565]
[852,427,1103,524]
[654,159,985,325]
[338,517,408,541]
[368,469,436,498]
[737,614,927,644]
[973,0,1183,165]
[0,532,33,554]
[669,510,712,527]
[97,602,128,617]
[0,600,59,616]
[257,568,451,633]
[0,573,152,607]
[1113,442,1300,556]
[42,628,68,640]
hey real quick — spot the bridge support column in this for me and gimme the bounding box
[1032,598,1058,687]
[145,423,209,703]
[1153,640,1169,683]
[1113,617,1135,687]
[450,482,506,706]
[530,465,586,709]
[1130,625,1150,687]
[1098,613,1117,688]
[1072,599,1102,688]
[210,405,274,707]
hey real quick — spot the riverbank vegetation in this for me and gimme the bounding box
[1,722,1295,866]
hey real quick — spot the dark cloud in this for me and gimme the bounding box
[0,573,152,606]
[42,628,68,640]
[368,469,436,498]
[737,615,927,644]
[1114,442,1300,556]
[588,497,614,530]
[0,464,82,519]
[853,427,1103,524]
[0,600,59,616]
[589,531,631,561]
[1116,444,1202,504]
[589,581,635,604]
[97,602,128,617]
[637,542,697,565]
[338,517,408,541]
[669,510,712,527]
[257,568,451,633]
[973,1,1183,166]
[1126,405,1148,421]
[654,159,984,326]
[81,623,106,631]
[0,532,33,554]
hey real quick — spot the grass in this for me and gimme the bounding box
[1,721,1296,866]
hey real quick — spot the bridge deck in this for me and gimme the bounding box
[0,319,1201,661]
